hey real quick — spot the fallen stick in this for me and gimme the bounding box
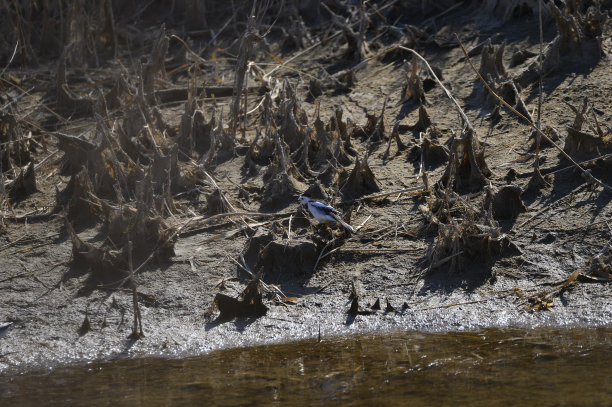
[416,294,511,311]
[179,210,293,230]
[319,245,421,263]
[341,186,424,204]
[154,85,265,104]
[335,247,421,254]
[354,214,372,232]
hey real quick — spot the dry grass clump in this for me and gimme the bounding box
[514,0,606,87]
[421,184,520,274]
[47,25,204,294]
[563,98,612,160]
[439,127,491,193]
[407,125,451,170]
[261,135,306,209]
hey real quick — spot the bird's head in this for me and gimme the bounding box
[298,195,311,206]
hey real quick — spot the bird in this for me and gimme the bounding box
[298,195,355,233]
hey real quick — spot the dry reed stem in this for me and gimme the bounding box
[200,169,250,230]
[394,46,473,131]
[229,2,262,138]
[341,185,424,204]
[0,40,19,77]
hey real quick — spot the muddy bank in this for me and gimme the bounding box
[1,1,611,373]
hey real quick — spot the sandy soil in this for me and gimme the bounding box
[1,1,611,373]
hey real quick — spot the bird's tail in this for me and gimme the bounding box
[336,217,355,233]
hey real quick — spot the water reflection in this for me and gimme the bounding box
[3,327,612,406]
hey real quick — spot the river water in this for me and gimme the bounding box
[2,327,612,406]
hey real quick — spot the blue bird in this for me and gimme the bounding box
[299,195,355,233]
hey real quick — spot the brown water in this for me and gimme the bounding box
[2,327,612,406]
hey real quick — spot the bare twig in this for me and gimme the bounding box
[396,46,473,130]
[313,238,335,273]
[0,40,19,79]
[200,169,250,231]
[341,185,424,204]
[354,214,372,232]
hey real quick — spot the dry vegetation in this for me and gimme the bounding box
[0,0,611,365]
